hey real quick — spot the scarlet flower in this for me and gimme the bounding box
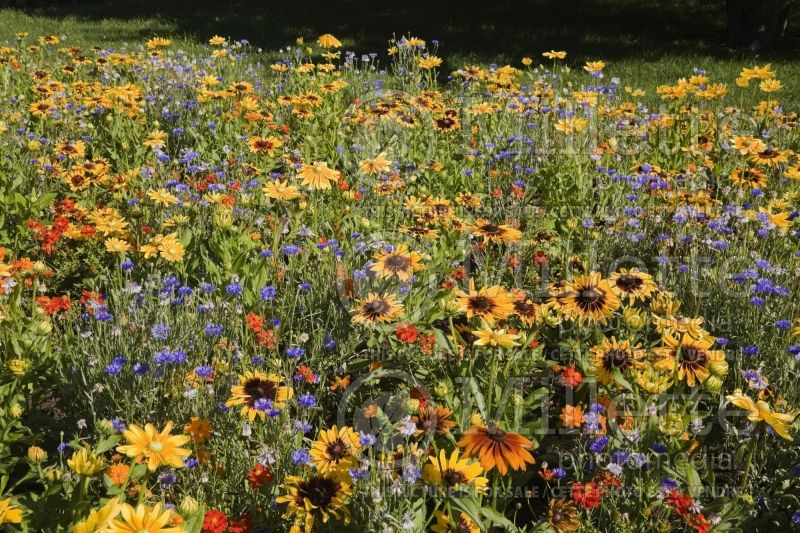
[37,295,71,315]
[534,250,550,266]
[202,510,228,533]
[665,489,694,517]
[560,365,583,388]
[395,323,419,344]
[246,464,272,488]
[228,514,252,533]
[571,481,602,509]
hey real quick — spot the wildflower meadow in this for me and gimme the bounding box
[0,27,798,533]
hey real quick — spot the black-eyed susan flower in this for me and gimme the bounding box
[225,371,293,421]
[423,449,488,493]
[276,473,352,532]
[609,268,657,303]
[352,293,404,325]
[589,337,644,385]
[457,422,535,475]
[431,511,479,533]
[726,389,796,440]
[559,272,621,325]
[469,219,522,245]
[412,405,457,437]
[453,279,514,325]
[547,498,580,532]
[652,334,728,389]
[370,244,425,281]
[309,425,361,474]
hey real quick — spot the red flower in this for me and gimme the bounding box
[247,464,272,488]
[571,481,602,509]
[665,489,694,518]
[228,514,251,533]
[560,365,583,388]
[202,510,228,533]
[395,323,419,344]
[37,295,71,315]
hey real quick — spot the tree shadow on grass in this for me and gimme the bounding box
[12,0,800,61]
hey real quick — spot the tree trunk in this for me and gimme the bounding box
[726,0,795,49]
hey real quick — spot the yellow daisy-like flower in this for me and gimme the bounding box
[277,473,351,532]
[352,293,404,325]
[542,50,567,60]
[116,421,191,471]
[104,237,132,254]
[358,153,392,175]
[726,389,796,440]
[583,60,605,73]
[157,233,185,262]
[264,180,301,201]
[309,425,361,474]
[652,333,728,389]
[431,511,479,533]
[247,136,282,156]
[73,497,121,533]
[453,279,514,325]
[317,34,342,49]
[471,325,520,348]
[418,56,443,70]
[208,35,227,46]
[608,268,657,303]
[225,371,293,422]
[0,498,22,524]
[589,337,644,385]
[423,449,488,493]
[469,219,522,245]
[297,161,340,190]
[109,502,182,533]
[370,244,425,281]
[558,272,621,325]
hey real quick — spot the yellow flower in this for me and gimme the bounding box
[208,35,227,46]
[543,50,567,60]
[73,497,121,533]
[423,449,488,492]
[27,446,47,463]
[759,79,782,92]
[264,180,301,201]
[471,325,520,348]
[317,34,342,49]
[148,188,178,206]
[158,233,185,262]
[418,56,443,70]
[309,425,361,474]
[109,502,182,533]
[0,498,22,524]
[358,153,392,175]
[105,238,132,254]
[116,421,191,471]
[583,60,605,73]
[726,389,796,440]
[8,359,28,375]
[145,37,171,49]
[67,447,105,476]
[297,161,340,190]
[521,57,533,66]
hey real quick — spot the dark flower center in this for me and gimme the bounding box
[486,424,507,441]
[385,254,411,270]
[243,378,277,406]
[679,346,707,367]
[480,224,501,235]
[325,439,348,460]
[603,349,632,370]
[468,296,494,312]
[575,285,607,311]
[442,468,467,486]
[362,299,390,318]
[615,274,643,292]
[298,476,340,508]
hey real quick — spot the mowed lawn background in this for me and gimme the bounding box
[1,0,800,104]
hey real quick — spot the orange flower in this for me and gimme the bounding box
[457,423,536,475]
[185,417,212,443]
[107,463,130,485]
[560,405,584,428]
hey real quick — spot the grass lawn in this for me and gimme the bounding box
[1,0,800,102]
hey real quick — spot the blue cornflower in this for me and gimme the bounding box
[260,285,277,301]
[195,365,213,378]
[111,418,126,432]
[741,345,759,356]
[204,323,223,337]
[226,282,243,296]
[286,346,305,359]
[151,323,170,340]
[291,449,310,465]
[121,259,134,271]
[298,394,317,408]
